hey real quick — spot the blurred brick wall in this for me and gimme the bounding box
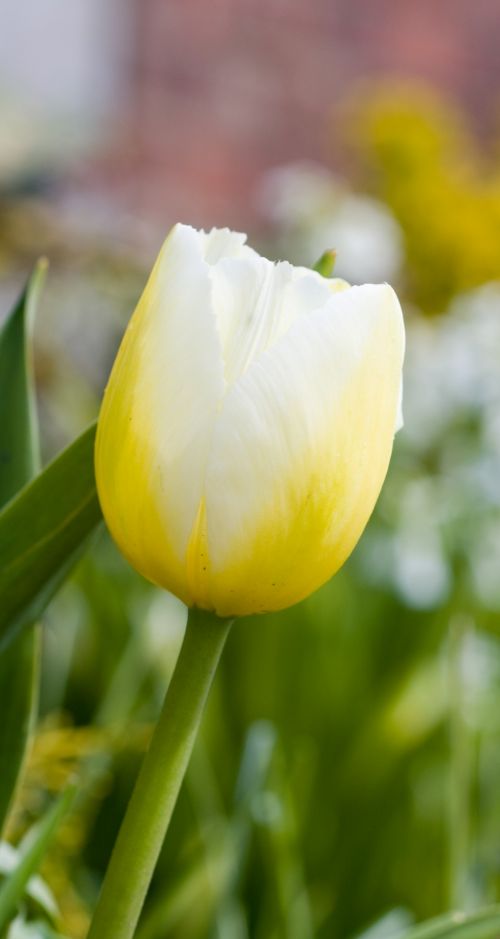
[109,0,500,230]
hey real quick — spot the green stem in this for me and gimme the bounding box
[87,607,233,939]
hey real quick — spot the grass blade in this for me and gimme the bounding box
[0,263,46,835]
[0,787,76,932]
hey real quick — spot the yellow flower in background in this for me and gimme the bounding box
[95,223,404,617]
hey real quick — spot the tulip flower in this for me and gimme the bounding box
[89,224,405,939]
[95,223,404,618]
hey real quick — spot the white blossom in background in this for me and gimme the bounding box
[257,161,403,284]
[306,195,403,284]
[404,283,500,452]
[393,528,451,610]
[467,632,500,732]
[363,280,500,611]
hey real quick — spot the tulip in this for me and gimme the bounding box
[89,224,405,939]
[95,223,404,618]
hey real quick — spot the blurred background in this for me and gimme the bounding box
[2,1,500,937]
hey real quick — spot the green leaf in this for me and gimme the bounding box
[0,630,40,838]
[0,262,45,502]
[402,906,500,939]
[0,423,102,651]
[312,249,337,278]
[0,264,47,836]
[0,787,76,933]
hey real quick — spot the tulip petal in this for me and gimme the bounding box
[95,224,229,604]
[209,257,336,384]
[201,283,405,616]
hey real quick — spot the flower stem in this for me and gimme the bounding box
[87,607,233,939]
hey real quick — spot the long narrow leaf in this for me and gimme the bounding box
[0,261,45,500]
[0,264,46,834]
[0,423,102,651]
[0,631,40,838]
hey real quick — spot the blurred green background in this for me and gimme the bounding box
[2,3,500,938]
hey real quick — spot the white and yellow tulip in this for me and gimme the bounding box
[95,223,404,616]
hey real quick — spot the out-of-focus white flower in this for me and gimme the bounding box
[306,195,403,284]
[394,528,451,609]
[257,161,403,284]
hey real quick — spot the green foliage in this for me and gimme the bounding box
[0,423,102,650]
[0,270,101,936]
[0,262,44,500]
[0,265,45,836]
[0,632,41,840]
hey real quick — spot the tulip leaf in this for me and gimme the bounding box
[0,262,45,500]
[0,422,102,652]
[0,630,41,838]
[312,249,337,278]
[0,264,46,836]
[402,906,500,939]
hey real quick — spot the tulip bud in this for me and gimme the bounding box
[95,223,404,617]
